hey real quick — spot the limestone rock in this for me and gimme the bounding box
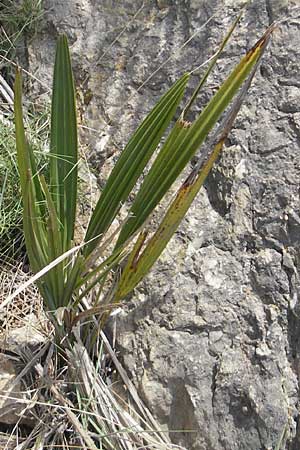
[0,313,48,355]
[0,353,31,425]
[24,1,300,449]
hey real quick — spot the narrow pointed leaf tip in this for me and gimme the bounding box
[116,22,275,250]
[114,22,275,300]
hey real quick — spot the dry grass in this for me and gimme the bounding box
[0,264,187,449]
[0,262,44,339]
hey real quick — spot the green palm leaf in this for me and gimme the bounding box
[115,24,275,300]
[84,73,189,257]
[116,25,274,248]
[50,34,78,252]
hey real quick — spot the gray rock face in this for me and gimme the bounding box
[25,0,300,449]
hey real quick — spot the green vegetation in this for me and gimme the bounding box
[0,115,48,260]
[0,0,42,32]
[4,6,275,448]
[14,24,274,337]
[0,0,45,260]
[0,119,23,258]
[0,0,43,68]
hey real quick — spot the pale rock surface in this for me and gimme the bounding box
[1,313,47,354]
[23,0,300,449]
[0,313,47,427]
[0,353,29,425]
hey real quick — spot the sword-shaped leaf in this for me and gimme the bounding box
[84,73,190,257]
[15,36,79,312]
[116,25,275,249]
[181,6,245,120]
[114,24,275,300]
[50,34,78,252]
[14,70,47,271]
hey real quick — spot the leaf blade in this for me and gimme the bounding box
[115,24,274,300]
[50,34,78,251]
[84,73,190,256]
[116,24,275,248]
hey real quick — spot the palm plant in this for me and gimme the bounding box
[14,16,275,340]
[10,13,278,450]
